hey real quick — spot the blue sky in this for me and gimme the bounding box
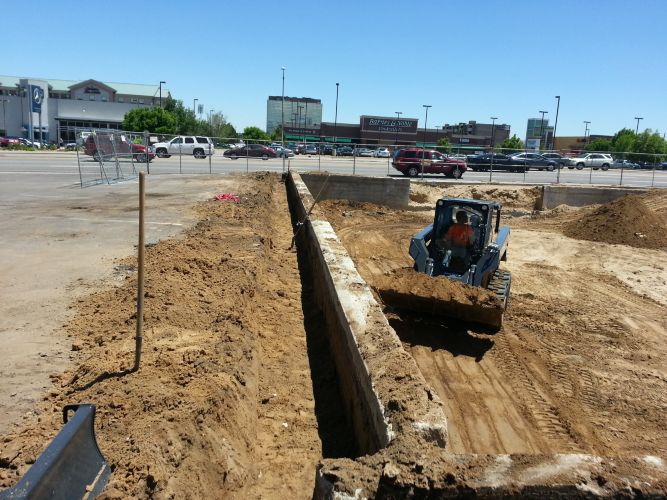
[2,0,665,138]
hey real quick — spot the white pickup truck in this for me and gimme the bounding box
[153,136,215,159]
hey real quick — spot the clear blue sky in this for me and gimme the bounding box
[3,0,665,138]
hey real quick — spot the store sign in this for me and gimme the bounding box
[285,126,321,136]
[84,86,101,94]
[361,116,418,134]
[31,85,44,113]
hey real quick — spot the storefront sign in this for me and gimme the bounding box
[361,116,418,134]
[284,126,321,136]
[31,85,44,113]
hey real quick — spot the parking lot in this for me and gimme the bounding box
[1,150,666,189]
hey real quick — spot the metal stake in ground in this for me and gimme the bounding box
[133,172,146,372]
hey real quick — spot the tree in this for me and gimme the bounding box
[242,126,270,142]
[163,96,197,135]
[630,129,667,163]
[436,137,452,153]
[611,128,636,157]
[585,139,612,152]
[270,126,283,142]
[496,134,524,154]
[122,107,176,134]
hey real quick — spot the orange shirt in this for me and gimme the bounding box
[446,223,474,246]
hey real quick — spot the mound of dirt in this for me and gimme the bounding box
[563,195,667,249]
[374,268,504,329]
[410,183,542,210]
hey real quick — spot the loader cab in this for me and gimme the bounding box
[430,198,500,276]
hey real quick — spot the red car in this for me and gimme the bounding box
[392,149,467,178]
[223,144,277,160]
[84,134,155,162]
[0,136,21,147]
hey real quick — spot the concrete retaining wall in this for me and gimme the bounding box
[541,185,650,209]
[285,171,447,456]
[299,172,410,209]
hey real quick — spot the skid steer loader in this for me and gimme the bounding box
[376,197,511,329]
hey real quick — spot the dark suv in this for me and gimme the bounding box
[392,149,467,178]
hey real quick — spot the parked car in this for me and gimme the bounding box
[373,147,390,158]
[392,148,467,178]
[152,136,215,159]
[223,143,277,160]
[540,152,568,167]
[335,146,354,156]
[304,144,318,155]
[661,162,667,170]
[611,159,639,169]
[83,134,155,162]
[566,153,613,170]
[509,153,558,171]
[354,147,374,157]
[0,136,20,147]
[467,153,521,172]
[272,145,294,158]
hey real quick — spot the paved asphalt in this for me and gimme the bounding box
[1,151,666,197]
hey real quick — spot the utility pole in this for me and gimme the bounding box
[421,105,432,180]
[333,82,339,148]
[634,116,643,135]
[584,121,591,148]
[281,67,286,171]
[394,111,402,148]
[552,96,560,150]
[159,81,166,108]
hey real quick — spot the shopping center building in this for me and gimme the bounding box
[0,75,170,144]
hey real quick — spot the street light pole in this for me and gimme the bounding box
[281,67,285,171]
[421,105,431,180]
[584,121,591,148]
[394,111,402,149]
[159,81,166,108]
[333,83,339,149]
[539,110,548,151]
[634,116,643,135]
[489,116,497,182]
[552,96,560,150]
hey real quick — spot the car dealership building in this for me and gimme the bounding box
[0,75,170,144]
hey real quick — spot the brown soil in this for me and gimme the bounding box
[563,193,667,249]
[317,197,667,458]
[374,268,503,329]
[410,183,542,210]
[0,173,326,498]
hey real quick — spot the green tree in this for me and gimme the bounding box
[242,126,270,142]
[496,134,524,154]
[163,96,198,135]
[610,128,636,157]
[585,138,612,152]
[270,126,283,142]
[630,129,667,163]
[122,107,176,134]
[436,137,452,153]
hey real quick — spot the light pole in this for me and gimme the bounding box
[281,67,286,171]
[489,116,498,182]
[539,110,548,151]
[159,81,166,108]
[193,98,198,115]
[584,121,590,149]
[634,116,643,135]
[421,105,431,180]
[394,111,402,149]
[333,83,340,149]
[0,98,8,135]
[552,96,560,150]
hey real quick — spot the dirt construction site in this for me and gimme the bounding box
[1,170,666,498]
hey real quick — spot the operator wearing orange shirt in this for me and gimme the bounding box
[444,211,475,247]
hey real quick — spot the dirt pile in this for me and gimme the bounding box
[0,173,323,498]
[563,194,667,249]
[374,268,504,329]
[410,183,542,210]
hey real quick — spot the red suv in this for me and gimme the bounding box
[392,149,467,178]
[84,134,155,162]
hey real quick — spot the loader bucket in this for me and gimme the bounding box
[0,404,110,500]
[373,268,504,330]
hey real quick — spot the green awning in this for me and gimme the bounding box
[415,142,438,148]
[323,137,352,143]
[285,134,322,141]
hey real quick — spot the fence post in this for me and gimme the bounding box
[144,131,150,175]
[353,148,356,175]
[208,142,212,174]
[133,171,145,372]
[619,164,624,186]
[179,141,182,174]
